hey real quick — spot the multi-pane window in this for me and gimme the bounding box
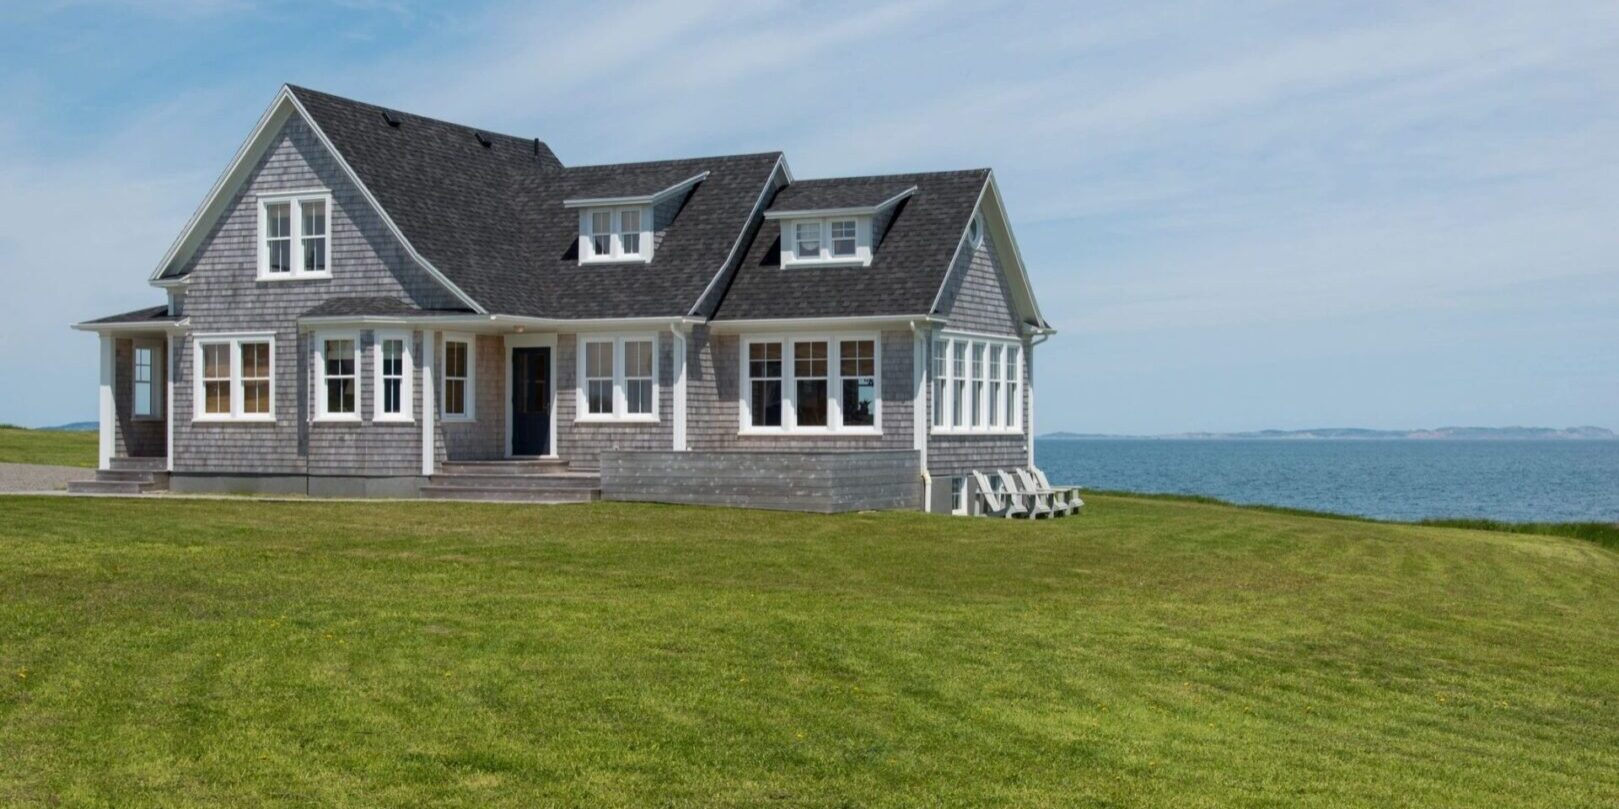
[951,342,967,428]
[581,206,652,262]
[794,222,821,258]
[320,336,357,419]
[829,219,857,257]
[987,346,1003,427]
[952,476,969,515]
[202,343,231,416]
[840,340,876,427]
[742,337,880,433]
[301,199,327,273]
[578,335,657,421]
[195,335,273,420]
[260,194,332,279]
[624,339,654,416]
[264,202,292,275]
[133,344,158,419]
[375,334,410,421]
[931,334,1022,433]
[749,342,783,427]
[585,340,614,415]
[443,338,472,419]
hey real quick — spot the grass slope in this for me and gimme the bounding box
[0,425,97,467]
[2,495,1617,807]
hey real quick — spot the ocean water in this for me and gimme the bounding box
[1035,439,1619,523]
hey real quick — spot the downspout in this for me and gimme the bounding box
[910,320,931,511]
[1027,329,1052,469]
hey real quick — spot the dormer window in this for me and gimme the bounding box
[580,206,650,263]
[779,217,872,266]
[257,190,332,280]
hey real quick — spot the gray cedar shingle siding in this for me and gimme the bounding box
[173,114,457,476]
[113,337,166,458]
[601,450,921,512]
[937,228,1021,336]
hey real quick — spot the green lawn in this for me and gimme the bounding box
[0,425,97,467]
[2,495,1617,807]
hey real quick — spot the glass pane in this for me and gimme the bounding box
[134,348,152,383]
[270,239,291,274]
[620,209,641,254]
[204,343,229,379]
[243,380,271,414]
[952,381,964,427]
[135,384,152,417]
[445,342,467,379]
[592,210,612,233]
[830,220,856,256]
[591,211,612,256]
[989,381,1000,427]
[327,378,354,414]
[796,379,828,426]
[932,379,945,426]
[382,340,403,377]
[794,341,826,378]
[206,381,230,414]
[989,346,1002,377]
[303,237,325,273]
[972,381,983,426]
[624,340,653,378]
[795,222,820,256]
[242,342,270,379]
[839,340,874,377]
[325,340,353,377]
[592,233,612,256]
[1006,347,1019,381]
[952,342,966,376]
[751,380,781,426]
[302,199,326,236]
[749,342,781,379]
[932,341,946,376]
[446,379,465,416]
[620,231,640,255]
[843,378,876,426]
[586,341,613,379]
[626,379,652,415]
[266,202,290,237]
[588,379,613,414]
[384,378,401,414]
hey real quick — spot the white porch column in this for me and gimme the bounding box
[421,329,436,476]
[98,333,115,470]
[165,334,176,472]
[672,327,688,451]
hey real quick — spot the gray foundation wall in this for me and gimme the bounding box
[601,450,921,512]
[170,474,425,498]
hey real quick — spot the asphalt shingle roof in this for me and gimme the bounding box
[300,297,471,319]
[713,169,990,321]
[80,305,181,325]
[290,86,781,319]
[765,177,919,213]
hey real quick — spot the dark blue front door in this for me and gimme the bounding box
[511,347,550,456]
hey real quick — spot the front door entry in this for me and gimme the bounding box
[511,347,551,456]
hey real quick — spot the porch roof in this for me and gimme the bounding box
[73,305,182,330]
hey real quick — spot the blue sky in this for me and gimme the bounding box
[2,0,1616,433]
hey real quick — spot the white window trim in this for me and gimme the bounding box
[967,211,984,249]
[314,330,362,423]
[931,331,1023,435]
[441,333,476,421]
[574,333,660,423]
[579,205,655,264]
[191,332,276,423]
[132,338,164,421]
[738,333,883,436]
[257,189,334,280]
[372,330,414,423]
[779,217,874,267]
[951,476,969,516]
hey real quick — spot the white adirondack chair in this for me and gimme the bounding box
[998,469,1055,518]
[1033,468,1084,512]
[971,470,1028,518]
[1012,468,1073,517]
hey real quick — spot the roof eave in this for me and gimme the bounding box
[562,171,710,209]
[763,185,917,221]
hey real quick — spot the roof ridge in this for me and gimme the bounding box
[285,84,556,157]
[563,150,784,172]
[788,168,990,184]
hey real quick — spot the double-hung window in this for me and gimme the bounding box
[374,332,413,422]
[258,191,332,279]
[133,341,163,420]
[780,217,871,266]
[193,334,275,422]
[741,336,881,434]
[931,333,1023,434]
[576,335,658,422]
[442,335,474,420]
[316,333,359,421]
[580,206,653,263]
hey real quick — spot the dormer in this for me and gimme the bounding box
[764,182,915,268]
[564,170,708,265]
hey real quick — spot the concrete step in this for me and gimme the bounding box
[108,456,167,472]
[419,485,598,503]
[428,472,600,490]
[439,459,570,474]
[68,479,158,495]
[95,469,170,485]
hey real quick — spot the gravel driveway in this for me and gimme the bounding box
[0,462,93,493]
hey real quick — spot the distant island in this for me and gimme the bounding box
[1040,426,1617,441]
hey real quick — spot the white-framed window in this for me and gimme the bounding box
[779,217,873,266]
[931,332,1023,435]
[580,206,653,263]
[373,331,413,422]
[315,332,360,422]
[740,335,882,435]
[966,211,984,248]
[258,190,333,280]
[132,340,163,420]
[575,334,659,422]
[442,334,475,420]
[192,333,275,422]
[951,476,968,515]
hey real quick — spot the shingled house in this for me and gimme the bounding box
[73,85,1052,512]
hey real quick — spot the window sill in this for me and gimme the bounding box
[441,414,477,423]
[256,271,333,282]
[738,428,882,438]
[578,256,652,266]
[781,258,870,269]
[373,418,415,425]
[192,415,276,424]
[575,415,659,425]
[313,415,361,424]
[931,429,1024,437]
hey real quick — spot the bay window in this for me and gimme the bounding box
[931,333,1023,434]
[259,191,332,279]
[193,333,275,421]
[316,333,359,421]
[374,332,413,422]
[442,335,474,420]
[576,334,658,422]
[741,336,881,434]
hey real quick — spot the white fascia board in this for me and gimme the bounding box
[762,185,916,221]
[562,171,710,209]
[708,314,940,334]
[72,317,191,334]
[689,154,791,318]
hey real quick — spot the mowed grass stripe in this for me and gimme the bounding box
[2,494,1617,807]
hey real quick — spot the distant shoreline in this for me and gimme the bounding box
[1040,427,1617,441]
